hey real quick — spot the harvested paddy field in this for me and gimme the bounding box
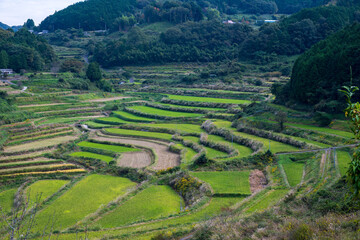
[118,151,152,168]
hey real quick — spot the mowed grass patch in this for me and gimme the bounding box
[137,123,203,134]
[96,117,129,125]
[128,106,202,118]
[158,103,226,111]
[77,141,139,153]
[96,185,183,228]
[245,189,288,213]
[104,128,173,141]
[34,174,136,231]
[26,180,69,208]
[0,188,16,214]
[337,151,352,176]
[191,171,251,195]
[69,152,114,163]
[278,155,304,187]
[113,111,156,122]
[166,94,252,105]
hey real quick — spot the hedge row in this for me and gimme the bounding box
[201,120,263,152]
[161,98,236,109]
[233,121,312,149]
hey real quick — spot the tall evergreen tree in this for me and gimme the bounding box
[0,50,9,69]
[86,62,102,82]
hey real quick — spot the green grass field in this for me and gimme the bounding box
[128,106,202,118]
[83,121,114,128]
[191,171,251,195]
[113,111,156,122]
[166,94,252,105]
[95,117,129,125]
[183,146,198,165]
[278,155,304,187]
[77,141,139,153]
[337,150,352,176]
[182,136,228,159]
[137,123,203,134]
[26,180,69,207]
[34,175,136,232]
[207,135,253,159]
[245,189,288,213]
[158,102,226,111]
[286,123,353,139]
[233,131,298,153]
[69,152,114,163]
[104,128,173,141]
[0,188,16,214]
[96,185,183,228]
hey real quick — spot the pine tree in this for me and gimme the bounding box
[86,62,102,82]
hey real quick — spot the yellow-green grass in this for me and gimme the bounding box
[286,123,353,139]
[337,151,352,176]
[82,121,113,128]
[157,102,226,111]
[69,152,114,163]
[183,147,197,165]
[137,123,204,134]
[213,120,233,129]
[34,175,136,232]
[166,94,252,105]
[26,180,69,208]
[37,116,99,125]
[233,132,298,153]
[77,141,139,153]
[113,111,156,122]
[104,128,173,141]
[191,171,251,195]
[208,135,253,159]
[290,136,331,148]
[48,196,245,240]
[96,185,183,228]
[128,106,202,118]
[278,155,304,187]
[96,117,129,125]
[0,188,16,214]
[245,189,288,213]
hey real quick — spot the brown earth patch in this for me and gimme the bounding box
[118,151,152,168]
[249,169,267,194]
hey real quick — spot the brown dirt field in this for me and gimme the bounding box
[1,169,86,177]
[118,151,152,168]
[3,136,77,153]
[18,103,71,108]
[249,169,267,194]
[320,150,329,178]
[0,157,58,167]
[93,136,180,170]
[84,96,130,102]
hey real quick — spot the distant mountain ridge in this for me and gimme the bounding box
[0,22,10,30]
[0,22,22,32]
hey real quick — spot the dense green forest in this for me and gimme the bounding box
[0,28,55,72]
[39,0,332,31]
[92,5,359,67]
[273,23,360,113]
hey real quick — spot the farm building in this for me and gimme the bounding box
[0,69,14,75]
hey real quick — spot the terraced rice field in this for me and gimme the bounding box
[95,185,183,228]
[286,123,353,139]
[77,141,139,153]
[166,94,252,105]
[137,123,204,134]
[69,152,114,163]
[34,174,136,232]
[244,189,288,213]
[104,128,173,141]
[158,102,226,111]
[191,171,251,195]
[128,106,202,118]
[95,117,129,125]
[113,111,156,122]
[0,188,17,213]
[207,135,253,159]
[182,136,229,159]
[26,180,69,207]
[278,155,304,187]
[4,136,78,153]
[337,150,352,176]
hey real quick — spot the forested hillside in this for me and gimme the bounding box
[273,23,360,113]
[0,28,56,72]
[92,5,359,67]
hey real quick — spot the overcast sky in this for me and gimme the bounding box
[0,0,84,26]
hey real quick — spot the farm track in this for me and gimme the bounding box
[118,151,152,168]
[93,134,180,170]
